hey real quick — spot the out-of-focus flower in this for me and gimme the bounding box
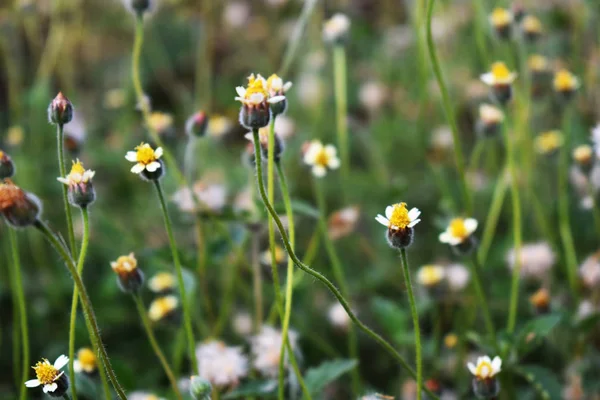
[446,263,470,292]
[468,355,502,379]
[129,392,167,400]
[327,302,350,330]
[439,218,478,246]
[297,74,324,108]
[186,111,208,138]
[266,74,292,116]
[573,145,594,174]
[506,242,555,280]
[430,126,454,161]
[0,149,15,179]
[260,245,286,266]
[576,299,597,321]
[591,124,600,154]
[529,287,551,314]
[171,179,228,214]
[272,115,295,140]
[489,8,513,39]
[481,62,517,104]
[48,92,74,126]
[528,55,550,74]
[25,355,69,396]
[104,88,127,110]
[147,112,174,137]
[63,114,86,156]
[323,13,350,44]
[73,348,97,375]
[125,142,164,176]
[562,375,584,400]
[111,253,145,294]
[303,140,341,177]
[359,81,388,113]
[417,265,445,287]
[245,127,285,163]
[376,202,421,249]
[534,130,563,155]
[0,179,41,228]
[189,375,212,400]
[444,333,458,349]
[232,312,253,337]
[328,206,360,240]
[196,340,248,388]
[250,325,298,378]
[522,15,543,41]
[579,252,600,289]
[148,272,176,294]
[148,295,179,322]
[477,104,504,137]
[6,126,24,147]
[236,74,284,129]
[223,1,250,28]
[207,115,232,138]
[360,394,394,400]
[553,69,580,98]
[57,160,96,208]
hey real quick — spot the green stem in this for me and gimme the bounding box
[9,230,29,400]
[34,220,127,400]
[251,129,439,400]
[278,0,318,76]
[588,183,600,239]
[313,179,361,395]
[251,234,263,333]
[57,123,77,257]
[195,215,213,323]
[477,166,509,265]
[470,253,497,348]
[399,249,422,400]
[63,394,71,400]
[333,45,350,188]
[133,294,183,400]
[153,180,199,374]
[426,0,472,215]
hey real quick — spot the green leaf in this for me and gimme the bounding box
[516,314,561,356]
[575,313,600,333]
[304,359,358,394]
[223,380,278,399]
[515,365,562,400]
[289,200,321,219]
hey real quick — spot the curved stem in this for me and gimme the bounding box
[425,0,472,215]
[469,253,497,348]
[56,123,77,257]
[399,249,422,400]
[133,294,183,400]
[33,220,127,400]
[9,230,29,400]
[251,129,439,400]
[153,180,198,374]
[333,45,350,189]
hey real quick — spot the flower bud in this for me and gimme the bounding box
[529,287,550,315]
[186,111,209,138]
[110,253,145,294]
[472,377,500,399]
[0,180,41,228]
[239,104,270,130]
[553,69,580,103]
[0,150,15,179]
[489,8,513,40]
[476,104,504,138]
[190,376,212,400]
[57,160,96,208]
[522,15,542,42]
[573,145,594,175]
[323,13,351,45]
[48,374,70,398]
[48,92,74,125]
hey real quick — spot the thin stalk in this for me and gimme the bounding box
[56,124,77,257]
[153,180,198,374]
[9,230,28,400]
[279,0,319,76]
[313,179,361,395]
[477,166,508,265]
[133,294,183,400]
[503,118,524,334]
[251,234,263,333]
[195,214,213,323]
[333,45,350,188]
[7,239,21,389]
[34,220,127,400]
[251,129,439,400]
[469,253,497,348]
[426,0,472,215]
[587,183,600,239]
[399,249,422,400]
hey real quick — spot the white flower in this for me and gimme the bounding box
[129,392,167,400]
[232,312,253,337]
[591,124,600,158]
[479,104,505,124]
[506,242,555,280]
[431,126,454,150]
[323,13,350,43]
[196,340,248,387]
[273,115,295,140]
[223,1,249,28]
[480,62,517,86]
[328,205,360,240]
[303,140,341,177]
[579,252,600,289]
[439,218,478,245]
[445,263,470,292]
[25,355,69,394]
[417,265,445,287]
[327,302,350,330]
[250,325,298,378]
[171,180,228,213]
[125,143,163,174]
[359,81,387,112]
[57,160,95,186]
[375,202,421,231]
[467,355,502,379]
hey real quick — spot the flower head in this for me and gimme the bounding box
[25,355,69,395]
[479,104,504,125]
[553,69,580,93]
[148,272,176,294]
[111,253,144,294]
[506,242,555,280]
[579,252,600,289]
[148,112,174,136]
[467,355,502,380]
[266,74,292,96]
[528,55,549,73]
[303,140,341,177]
[529,287,551,313]
[439,218,478,246]
[534,130,563,155]
[0,149,15,179]
[196,340,248,388]
[125,142,164,175]
[149,295,179,322]
[48,92,74,125]
[235,73,284,106]
[328,206,360,240]
[73,348,97,374]
[57,160,95,186]
[250,325,298,378]
[522,15,543,39]
[323,13,350,44]
[327,302,351,330]
[573,145,593,169]
[481,62,517,86]
[417,264,445,287]
[207,115,232,138]
[186,111,209,138]
[375,203,421,231]
[489,8,513,28]
[0,179,41,227]
[260,245,286,266]
[446,263,471,292]
[57,159,96,207]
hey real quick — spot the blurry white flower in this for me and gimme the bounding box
[323,13,350,43]
[445,263,470,291]
[303,140,341,177]
[223,1,250,28]
[576,300,597,321]
[431,126,454,151]
[328,206,360,240]
[579,252,600,289]
[234,187,254,213]
[383,25,414,54]
[327,302,350,330]
[274,115,296,140]
[232,312,253,337]
[359,81,388,113]
[591,124,600,158]
[439,218,478,246]
[171,179,227,213]
[129,392,167,400]
[467,355,502,379]
[417,265,445,287]
[297,74,324,108]
[506,242,555,280]
[250,325,298,378]
[196,340,248,388]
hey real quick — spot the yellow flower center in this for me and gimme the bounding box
[491,62,511,80]
[244,74,268,99]
[444,333,458,349]
[389,203,410,229]
[535,131,563,154]
[314,149,330,167]
[419,265,444,286]
[523,16,542,33]
[111,253,137,275]
[148,112,173,133]
[77,348,97,370]
[149,296,178,321]
[573,145,592,164]
[135,143,156,164]
[475,360,493,379]
[33,360,59,385]
[449,218,468,239]
[0,150,4,158]
[554,70,576,91]
[70,160,85,175]
[490,8,512,26]
[150,272,176,291]
[528,55,548,71]
[267,74,282,91]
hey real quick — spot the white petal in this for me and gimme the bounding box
[491,356,502,373]
[57,177,69,185]
[154,147,163,158]
[324,145,337,157]
[268,95,286,104]
[131,163,146,174]
[236,87,246,98]
[439,232,451,243]
[146,161,161,172]
[43,383,58,393]
[407,218,421,228]
[54,354,69,370]
[480,72,495,86]
[312,165,327,177]
[244,132,253,142]
[464,218,478,234]
[73,360,82,374]
[467,363,477,376]
[234,96,244,102]
[375,215,389,227]
[249,93,265,104]
[328,157,341,169]
[25,379,40,387]
[407,208,421,221]
[385,206,394,219]
[125,151,138,162]
[283,81,293,92]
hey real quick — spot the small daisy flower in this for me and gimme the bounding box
[477,104,504,137]
[25,355,69,396]
[528,55,549,74]
[147,112,174,137]
[73,348,97,374]
[444,333,458,349]
[323,13,351,44]
[534,130,563,155]
[266,74,292,116]
[196,340,248,388]
[207,115,232,138]
[439,217,478,246]
[57,159,96,208]
[489,8,513,39]
[573,145,594,173]
[522,15,543,41]
[359,81,388,113]
[232,311,253,337]
[303,140,341,177]
[125,142,164,175]
[468,355,502,380]
[375,203,421,231]
[481,62,517,86]
[149,295,179,323]
[446,263,471,292]
[506,242,555,280]
[148,272,176,294]
[236,74,284,130]
[250,325,298,378]
[416,264,446,287]
[111,253,144,294]
[553,69,580,94]
[57,159,95,187]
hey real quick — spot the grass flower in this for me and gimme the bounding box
[323,13,351,44]
[125,142,164,176]
[148,271,176,294]
[48,92,73,126]
[245,128,284,163]
[376,202,421,248]
[186,111,208,138]
[522,15,543,41]
[528,55,549,73]
[439,218,478,246]
[73,347,97,374]
[25,355,69,396]
[250,325,298,378]
[328,205,360,240]
[260,244,286,266]
[148,295,179,322]
[232,312,253,337]
[481,62,517,104]
[327,302,351,331]
[573,145,594,173]
[468,355,502,398]
[534,130,564,155]
[207,115,232,138]
[579,252,600,289]
[303,140,341,177]
[506,242,555,280]
[196,340,248,388]
[147,112,174,137]
[266,73,291,115]
[444,333,458,349]
[529,288,551,314]
[477,104,504,137]
[359,81,388,113]
[489,8,513,39]
[445,263,471,292]
[235,73,284,129]
[111,253,144,294]
[57,159,96,207]
[171,179,228,214]
[416,264,445,287]
[0,179,41,228]
[554,69,580,100]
